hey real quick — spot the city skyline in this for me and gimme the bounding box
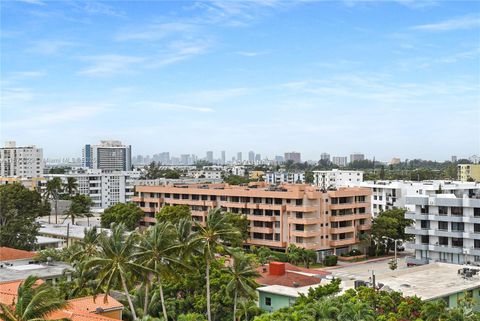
[2,1,479,160]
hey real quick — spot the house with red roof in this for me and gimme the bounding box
[256,262,332,312]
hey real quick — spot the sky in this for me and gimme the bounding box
[1,0,479,161]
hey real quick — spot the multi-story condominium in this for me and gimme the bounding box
[458,164,480,182]
[332,156,348,167]
[356,180,479,217]
[0,141,43,178]
[189,170,222,180]
[248,151,255,162]
[350,153,365,163]
[82,140,132,171]
[320,153,330,162]
[221,151,226,164]
[132,183,372,259]
[45,169,140,209]
[265,172,305,185]
[237,152,242,162]
[405,183,480,265]
[284,152,301,163]
[313,169,363,189]
[206,151,214,163]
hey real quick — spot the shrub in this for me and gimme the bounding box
[324,255,337,266]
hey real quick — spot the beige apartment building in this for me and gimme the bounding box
[132,183,372,258]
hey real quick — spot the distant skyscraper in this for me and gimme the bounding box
[206,151,214,162]
[248,151,255,162]
[237,152,242,162]
[451,155,457,163]
[221,151,226,164]
[255,154,261,162]
[181,154,191,165]
[332,156,348,167]
[159,152,170,164]
[82,140,131,171]
[284,152,301,163]
[320,153,330,162]
[275,155,284,163]
[350,153,365,163]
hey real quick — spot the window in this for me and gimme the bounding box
[451,207,463,216]
[420,220,429,229]
[475,224,480,233]
[452,238,463,248]
[421,235,429,244]
[475,240,480,249]
[439,206,448,215]
[451,222,464,232]
[438,221,448,230]
[265,297,271,306]
[475,208,480,217]
[439,237,448,246]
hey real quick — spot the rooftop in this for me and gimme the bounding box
[38,223,111,240]
[256,262,330,288]
[0,262,72,283]
[373,263,480,301]
[0,247,37,262]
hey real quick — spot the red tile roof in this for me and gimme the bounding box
[256,262,330,288]
[0,247,37,262]
[68,295,123,312]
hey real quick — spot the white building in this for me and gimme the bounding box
[313,169,363,189]
[405,182,480,265]
[265,172,305,185]
[0,141,43,178]
[82,140,132,171]
[356,180,479,217]
[189,170,222,180]
[332,156,348,167]
[45,169,140,209]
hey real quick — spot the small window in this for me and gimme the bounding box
[265,297,271,306]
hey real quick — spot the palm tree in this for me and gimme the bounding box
[134,222,188,320]
[225,253,259,321]
[64,177,78,196]
[193,209,241,321]
[44,177,63,224]
[69,226,103,263]
[235,298,259,321]
[0,276,69,321]
[337,301,376,321]
[85,223,148,320]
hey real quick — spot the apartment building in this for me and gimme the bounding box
[82,140,132,171]
[458,164,480,182]
[356,180,479,217]
[45,170,140,209]
[350,153,365,163]
[405,183,480,265]
[265,172,305,185]
[284,152,301,163]
[132,183,372,258]
[313,169,363,189]
[0,141,43,178]
[332,156,348,167]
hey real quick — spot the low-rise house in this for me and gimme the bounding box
[256,262,331,312]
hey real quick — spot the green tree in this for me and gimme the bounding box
[224,175,251,185]
[304,171,314,184]
[64,195,93,225]
[156,205,191,224]
[101,203,144,230]
[225,213,249,246]
[45,177,63,224]
[224,253,259,321]
[0,276,69,321]
[135,222,188,320]
[194,209,241,321]
[64,177,78,196]
[371,208,413,255]
[0,183,43,250]
[85,223,148,320]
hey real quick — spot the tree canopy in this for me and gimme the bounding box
[101,203,144,230]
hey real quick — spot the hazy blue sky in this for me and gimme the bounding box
[1,0,479,161]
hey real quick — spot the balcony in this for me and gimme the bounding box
[245,203,259,210]
[330,238,357,247]
[250,226,274,234]
[357,224,372,231]
[143,216,157,223]
[246,238,284,248]
[222,202,247,209]
[288,217,322,225]
[286,205,317,212]
[330,226,355,234]
[165,199,205,206]
[289,242,325,250]
[258,204,283,211]
[290,230,321,238]
[139,206,156,213]
[246,214,276,222]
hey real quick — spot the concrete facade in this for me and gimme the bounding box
[313,169,363,189]
[0,141,43,178]
[82,140,132,171]
[265,172,305,185]
[458,164,480,182]
[132,183,372,256]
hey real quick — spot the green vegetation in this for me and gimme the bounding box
[156,205,192,224]
[101,203,144,230]
[142,161,183,179]
[44,177,63,224]
[223,175,251,185]
[48,167,71,174]
[63,194,93,224]
[0,183,46,250]
[371,208,413,256]
[323,255,338,266]
[0,276,69,321]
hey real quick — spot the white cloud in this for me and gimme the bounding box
[186,88,251,103]
[30,40,79,55]
[236,51,268,57]
[17,0,45,5]
[116,22,198,41]
[1,87,34,105]
[3,104,110,129]
[136,101,213,113]
[78,54,145,76]
[411,14,480,31]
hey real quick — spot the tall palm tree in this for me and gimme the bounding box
[64,177,78,196]
[44,177,63,224]
[69,226,103,263]
[235,298,259,321]
[193,209,240,321]
[134,222,188,320]
[85,223,148,320]
[337,301,376,321]
[0,276,69,321]
[225,253,259,321]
